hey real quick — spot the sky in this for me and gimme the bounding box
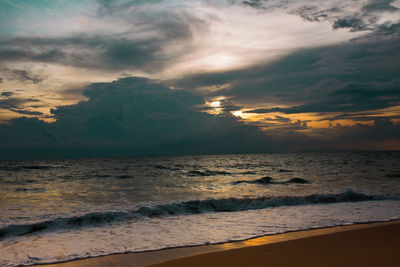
[0,0,399,159]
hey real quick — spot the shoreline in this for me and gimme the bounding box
[38,219,400,267]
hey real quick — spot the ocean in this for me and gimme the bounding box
[1,152,400,266]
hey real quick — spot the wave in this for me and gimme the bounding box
[233,176,274,185]
[233,176,310,185]
[227,163,271,169]
[278,169,294,173]
[150,165,174,170]
[238,171,257,175]
[0,178,37,185]
[152,165,182,171]
[187,170,231,176]
[116,175,134,179]
[0,190,393,240]
[14,187,46,193]
[386,173,400,178]
[286,177,310,184]
[0,165,54,172]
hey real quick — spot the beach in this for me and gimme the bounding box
[2,153,400,266]
[2,0,400,266]
[42,220,400,267]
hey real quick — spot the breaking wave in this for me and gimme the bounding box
[0,190,392,240]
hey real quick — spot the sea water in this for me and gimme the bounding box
[1,152,400,266]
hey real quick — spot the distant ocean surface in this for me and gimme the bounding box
[1,152,400,266]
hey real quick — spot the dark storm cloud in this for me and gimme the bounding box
[59,86,88,100]
[241,0,263,8]
[0,49,30,61]
[169,22,400,151]
[206,99,242,114]
[262,118,400,151]
[0,96,42,118]
[0,98,22,109]
[252,118,309,132]
[234,0,285,10]
[292,6,336,22]
[0,36,162,71]
[0,77,275,159]
[1,91,13,97]
[317,113,400,123]
[314,118,400,148]
[373,22,400,37]
[0,97,39,110]
[2,68,47,84]
[219,102,242,112]
[0,11,203,72]
[0,77,398,159]
[0,96,43,118]
[246,79,400,115]
[363,0,399,12]
[264,115,291,123]
[332,18,368,31]
[173,34,400,117]
[8,108,43,116]
[239,0,400,33]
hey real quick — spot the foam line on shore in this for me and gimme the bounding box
[38,219,400,267]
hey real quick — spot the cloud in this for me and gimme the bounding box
[245,78,400,115]
[1,76,399,159]
[336,118,400,141]
[1,91,13,97]
[270,118,400,151]
[8,108,43,116]
[265,115,291,123]
[0,68,47,84]
[311,118,400,150]
[173,33,400,117]
[363,0,399,12]
[239,0,400,34]
[241,0,263,8]
[373,22,400,37]
[0,0,370,80]
[0,8,205,73]
[202,98,243,115]
[0,77,274,159]
[0,35,174,72]
[0,90,43,116]
[218,99,243,113]
[0,97,40,110]
[0,1,399,157]
[332,18,367,31]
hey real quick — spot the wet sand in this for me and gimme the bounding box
[41,220,400,267]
